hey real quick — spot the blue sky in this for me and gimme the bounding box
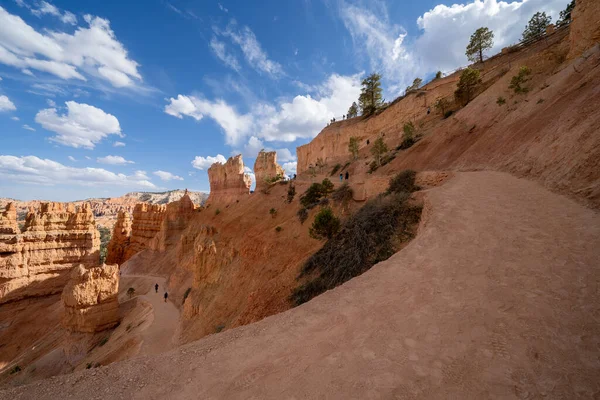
[0,0,570,201]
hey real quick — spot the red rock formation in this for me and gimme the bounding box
[121,203,166,261]
[105,210,131,265]
[568,0,600,59]
[207,155,252,204]
[62,264,120,333]
[0,202,100,304]
[150,193,196,252]
[254,151,285,192]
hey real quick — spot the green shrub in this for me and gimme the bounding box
[297,208,308,224]
[9,365,21,375]
[215,209,221,215]
[387,170,418,195]
[275,226,282,232]
[496,96,506,105]
[300,179,334,209]
[397,136,415,150]
[435,71,443,79]
[291,192,422,305]
[332,183,353,206]
[287,184,296,203]
[403,122,415,139]
[86,363,92,369]
[321,178,334,193]
[309,207,340,240]
[126,287,135,299]
[99,337,109,347]
[509,66,532,94]
[269,208,277,218]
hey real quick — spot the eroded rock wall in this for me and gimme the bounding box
[150,193,196,252]
[62,264,120,333]
[254,151,285,192]
[568,0,600,59]
[123,203,166,261]
[207,155,251,204]
[105,210,131,265]
[0,202,100,304]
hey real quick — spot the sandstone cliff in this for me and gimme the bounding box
[105,210,131,265]
[568,0,600,59]
[254,151,285,192]
[0,202,100,304]
[62,264,120,333]
[150,193,196,252]
[207,155,252,204]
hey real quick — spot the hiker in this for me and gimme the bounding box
[164,292,168,303]
[339,173,343,182]
[427,107,431,115]
[155,283,159,293]
[366,139,370,145]
[345,171,349,180]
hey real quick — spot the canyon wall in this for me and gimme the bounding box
[0,202,100,304]
[62,264,120,333]
[254,151,285,192]
[568,0,600,59]
[105,210,131,265]
[207,155,252,204]
[150,193,196,252]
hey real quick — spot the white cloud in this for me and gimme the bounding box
[210,37,240,71]
[165,95,252,145]
[282,161,297,176]
[218,3,228,13]
[96,155,134,165]
[113,141,125,147]
[11,116,19,121]
[28,83,67,97]
[68,155,76,161]
[276,148,296,162]
[61,11,77,25]
[0,7,141,87]
[23,124,35,131]
[21,69,35,76]
[219,23,283,77]
[35,101,122,149]
[0,95,16,111]
[46,98,56,107]
[153,170,183,181]
[240,135,296,161]
[191,154,227,170]
[166,73,361,144]
[243,166,255,184]
[0,155,155,188]
[84,155,91,160]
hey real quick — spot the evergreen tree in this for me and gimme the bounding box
[359,73,383,116]
[348,136,359,160]
[370,137,388,166]
[466,27,494,64]
[522,12,552,41]
[347,102,359,118]
[454,68,481,105]
[557,1,575,25]
[405,77,423,94]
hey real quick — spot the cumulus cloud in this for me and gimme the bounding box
[282,161,297,176]
[0,95,16,111]
[113,141,125,147]
[0,7,142,87]
[22,124,35,131]
[11,116,19,121]
[243,166,255,184]
[217,22,284,77]
[191,154,227,170]
[0,155,155,188]
[240,135,296,161]
[153,170,183,181]
[210,37,240,71]
[96,155,134,165]
[35,101,122,149]
[31,1,77,25]
[165,73,361,144]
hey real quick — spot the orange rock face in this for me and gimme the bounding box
[207,155,252,204]
[150,193,196,252]
[568,0,600,59]
[62,264,120,333]
[105,210,132,265]
[254,151,285,192]
[0,202,100,304]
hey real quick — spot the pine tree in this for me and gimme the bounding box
[557,1,575,25]
[454,68,481,105]
[466,27,494,64]
[348,136,359,160]
[522,12,552,41]
[347,102,359,118]
[370,137,388,166]
[405,77,423,94]
[358,73,383,116]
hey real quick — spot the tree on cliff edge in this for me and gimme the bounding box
[347,102,359,118]
[522,12,552,41]
[359,73,383,116]
[557,1,575,25]
[466,27,494,64]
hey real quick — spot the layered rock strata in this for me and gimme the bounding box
[105,210,131,265]
[0,202,100,304]
[568,0,600,59]
[62,264,120,333]
[254,151,285,192]
[207,155,252,204]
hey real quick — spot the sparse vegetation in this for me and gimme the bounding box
[497,96,506,105]
[347,101,359,118]
[300,180,334,209]
[522,12,551,41]
[99,337,109,347]
[330,163,342,176]
[370,137,388,167]
[309,207,341,240]
[435,71,443,79]
[291,170,422,305]
[405,77,423,94]
[127,287,135,299]
[269,208,277,218]
[9,365,21,375]
[275,226,282,232]
[455,67,482,105]
[215,209,221,215]
[297,208,308,224]
[348,136,359,160]
[359,73,383,116]
[387,170,418,195]
[466,27,494,64]
[265,174,284,184]
[434,98,450,116]
[537,98,545,104]
[509,66,532,94]
[331,183,353,207]
[287,184,296,203]
[98,226,111,264]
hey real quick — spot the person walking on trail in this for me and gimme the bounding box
[155,283,159,293]
[345,171,349,180]
[164,292,168,303]
[339,173,343,182]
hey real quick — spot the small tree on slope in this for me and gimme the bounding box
[359,73,383,116]
[522,12,552,41]
[455,68,482,105]
[466,27,494,64]
[347,102,359,118]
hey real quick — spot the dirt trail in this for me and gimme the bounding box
[121,275,180,356]
[3,171,599,399]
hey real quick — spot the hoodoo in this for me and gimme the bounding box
[206,155,252,204]
[254,150,285,192]
[105,210,132,266]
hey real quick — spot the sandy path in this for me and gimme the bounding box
[122,275,180,356]
[3,171,599,399]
